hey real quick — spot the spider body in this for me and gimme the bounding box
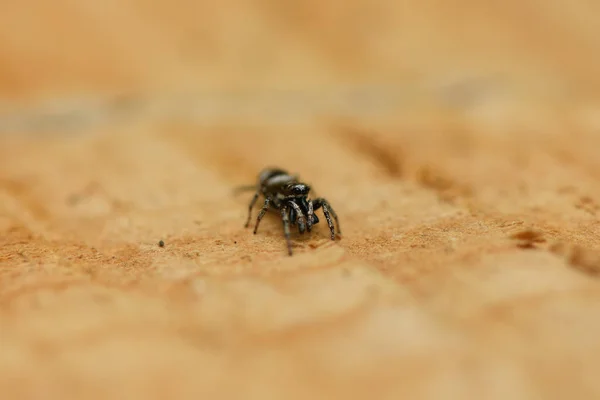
[241,167,341,255]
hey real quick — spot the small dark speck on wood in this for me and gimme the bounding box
[158,240,165,247]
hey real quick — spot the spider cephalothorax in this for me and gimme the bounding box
[238,167,341,256]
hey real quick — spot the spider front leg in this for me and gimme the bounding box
[281,205,293,256]
[306,200,314,232]
[244,191,260,228]
[253,198,271,234]
[287,201,307,234]
[314,198,341,240]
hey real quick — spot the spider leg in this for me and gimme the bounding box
[234,184,259,195]
[253,198,271,234]
[306,199,314,232]
[287,201,307,234]
[314,198,341,239]
[327,203,341,235]
[244,191,260,228]
[281,205,293,256]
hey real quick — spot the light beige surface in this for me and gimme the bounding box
[2,1,600,399]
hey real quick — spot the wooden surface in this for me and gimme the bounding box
[2,1,600,399]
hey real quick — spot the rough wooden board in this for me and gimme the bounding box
[2,115,600,399]
[2,1,600,399]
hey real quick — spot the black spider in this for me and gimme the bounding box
[236,167,341,256]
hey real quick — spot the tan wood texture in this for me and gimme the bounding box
[2,1,600,399]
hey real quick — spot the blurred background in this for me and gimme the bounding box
[2,0,600,131]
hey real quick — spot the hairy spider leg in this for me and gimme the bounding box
[314,198,341,239]
[234,184,259,194]
[281,205,293,256]
[244,191,260,228]
[314,198,340,234]
[306,200,314,232]
[253,198,271,234]
[287,201,307,234]
[326,202,341,235]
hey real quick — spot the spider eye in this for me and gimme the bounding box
[291,184,308,195]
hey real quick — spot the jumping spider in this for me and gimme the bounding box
[237,167,341,256]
